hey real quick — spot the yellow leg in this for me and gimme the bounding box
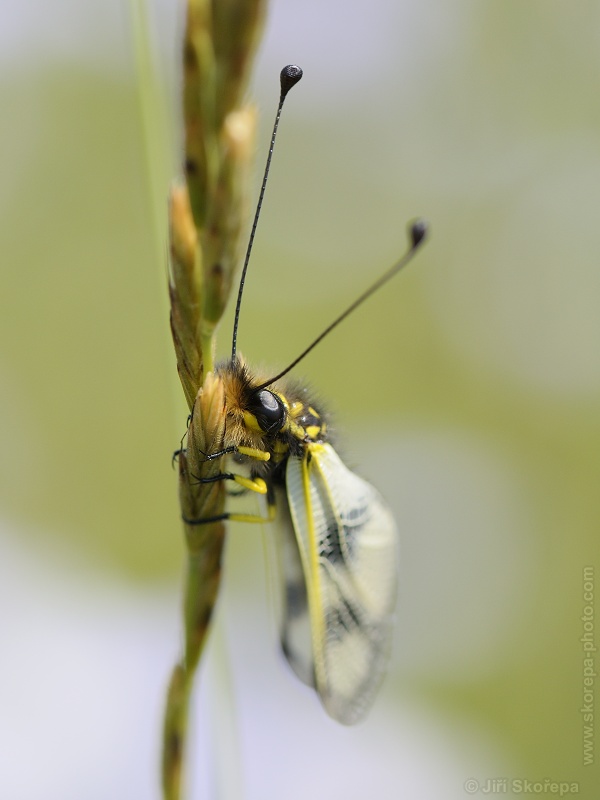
[237,445,270,462]
[191,472,268,495]
[232,475,268,495]
[183,503,276,527]
[183,446,273,525]
[228,504,276,524]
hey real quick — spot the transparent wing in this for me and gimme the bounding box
[285,443,398,725]
[265,486,315,689]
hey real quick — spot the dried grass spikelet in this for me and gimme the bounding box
[162,2,267,797]
[169,107,256,409]
[169,185,202,409]
[200,105,256,339]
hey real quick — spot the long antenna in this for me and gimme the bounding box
[230,64,303,362]
[254,219,429,390]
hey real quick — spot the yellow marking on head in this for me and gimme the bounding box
[289,401,304,416]
[306,425,320,439]
[242,411,263,433]
[275,392,289,410]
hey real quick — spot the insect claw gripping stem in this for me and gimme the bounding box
[190,471,236,485]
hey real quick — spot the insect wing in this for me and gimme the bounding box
[266,486,314,689]
[285,443,398,724]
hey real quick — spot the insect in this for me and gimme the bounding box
[184,65,428,725]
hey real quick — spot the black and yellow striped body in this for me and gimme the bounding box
[216,356,329,482]
[180,357,331,525]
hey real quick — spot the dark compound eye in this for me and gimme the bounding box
[249,389,285,432]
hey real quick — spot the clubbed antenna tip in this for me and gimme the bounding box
[410,218,429,249]
[231,63,303,362]
[280,65,303,98]
[256,216,431,390]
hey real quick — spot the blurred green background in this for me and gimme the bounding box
[1,1,599,798]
